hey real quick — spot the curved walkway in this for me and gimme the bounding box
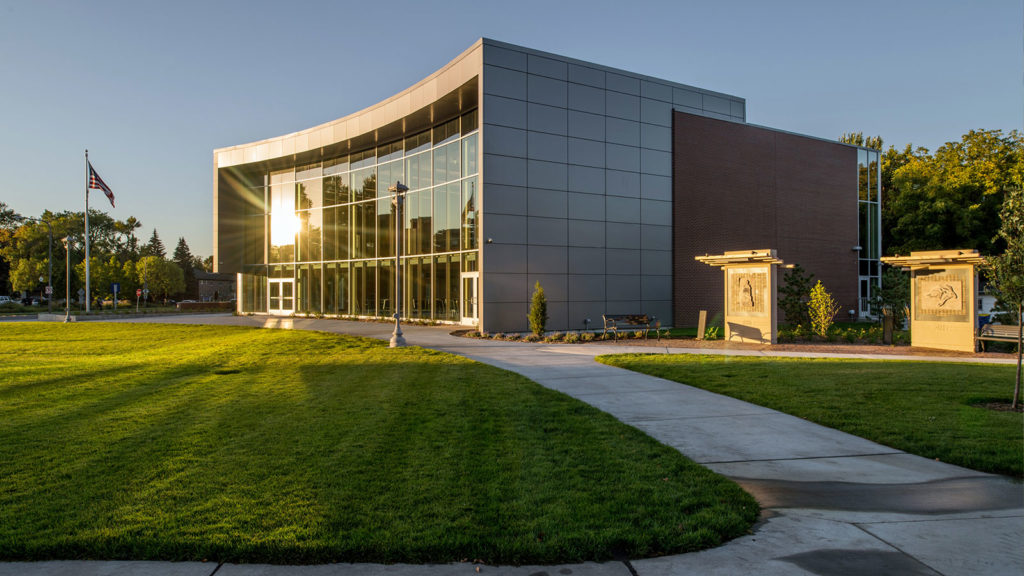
[5,315,1022,576]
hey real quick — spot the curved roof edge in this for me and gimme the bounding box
[215,39,483,169]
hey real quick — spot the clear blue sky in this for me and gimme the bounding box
[1,0,1020,258]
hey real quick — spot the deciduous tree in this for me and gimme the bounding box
[883,130,1023,255]
[808,280,841,339]
[985,186,1024,408]
[136,255,184,303]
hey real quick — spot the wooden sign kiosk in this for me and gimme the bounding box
[880,250,986,353]
[695,249,785,344]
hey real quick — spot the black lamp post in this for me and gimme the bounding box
[62,236,71,323]
[388,181,409,348]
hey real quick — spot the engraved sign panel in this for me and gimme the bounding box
[727,267,767,317]
[919,278,964,313]
[915,269,969,322]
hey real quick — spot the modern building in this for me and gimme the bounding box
[214,38,880,333]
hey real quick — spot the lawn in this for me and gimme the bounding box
[597,354,1024,478]
[0,323,757,564]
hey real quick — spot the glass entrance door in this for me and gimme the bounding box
[268,278,295,315]
[460,272,478,325]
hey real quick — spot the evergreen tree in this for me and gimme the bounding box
[140,229,166,259]
[528,282,548,337]
[779,264,814,326]
[172,237,198,298]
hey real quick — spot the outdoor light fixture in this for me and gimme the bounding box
[852,245,863,251]
[62,237,71,323]
[389,181,409,348]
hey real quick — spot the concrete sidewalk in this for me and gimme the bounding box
[5,315,1022,576]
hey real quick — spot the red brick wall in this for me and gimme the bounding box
[673,112,859,326]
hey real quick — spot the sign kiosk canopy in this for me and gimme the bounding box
[881,249,986,271]
[880,249,986,352]
[695,249,786,344]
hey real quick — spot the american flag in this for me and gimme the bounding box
[88,162,115,208]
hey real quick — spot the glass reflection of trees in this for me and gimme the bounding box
[247,117,479,321]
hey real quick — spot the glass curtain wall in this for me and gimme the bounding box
[241,110,479,322]
[858,149,882,315]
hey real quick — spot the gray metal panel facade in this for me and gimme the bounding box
[480,39,745,332]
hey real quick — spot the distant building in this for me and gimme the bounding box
[214,39,880,332]
[195,270,235,302]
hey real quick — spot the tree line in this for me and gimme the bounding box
[841,128,1022,255]
[0,206,212,304]
[838,128,1022,322]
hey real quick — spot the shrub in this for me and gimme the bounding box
[704,326,720,340]
[780,264,814,326]
[580,332,595,342]
[869,266,910,328]
[565,331,580,343]
[528,282,548,337]
[808,280,841,338]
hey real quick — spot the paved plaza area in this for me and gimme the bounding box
[3,314,1022,576]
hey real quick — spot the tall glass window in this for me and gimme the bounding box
[269,169,296,263]
[858,149,882,315]
[242,110,479,322]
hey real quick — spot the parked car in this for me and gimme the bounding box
[0,296,11,305]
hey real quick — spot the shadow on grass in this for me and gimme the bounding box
[1,340,757,565]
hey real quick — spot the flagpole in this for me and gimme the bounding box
[84,149,91,313]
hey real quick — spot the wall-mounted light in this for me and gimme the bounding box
[852,245,862,251]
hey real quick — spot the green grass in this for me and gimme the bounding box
[0,323,756,564]
[597,354,1024,478]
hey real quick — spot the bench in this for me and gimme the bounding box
[603,314,658,340]
[977,324,1021,351]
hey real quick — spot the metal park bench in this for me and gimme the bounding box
[977,323,1021,352]
[602,314,658,340]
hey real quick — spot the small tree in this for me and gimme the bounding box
[528,281,548,337]
[869,266,911,327]
[808,280,841,338]
[985,186,1023,409]
[780,264,814,326]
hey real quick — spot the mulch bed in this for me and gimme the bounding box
[586,336,1018,360]
[972,401,1024,413]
